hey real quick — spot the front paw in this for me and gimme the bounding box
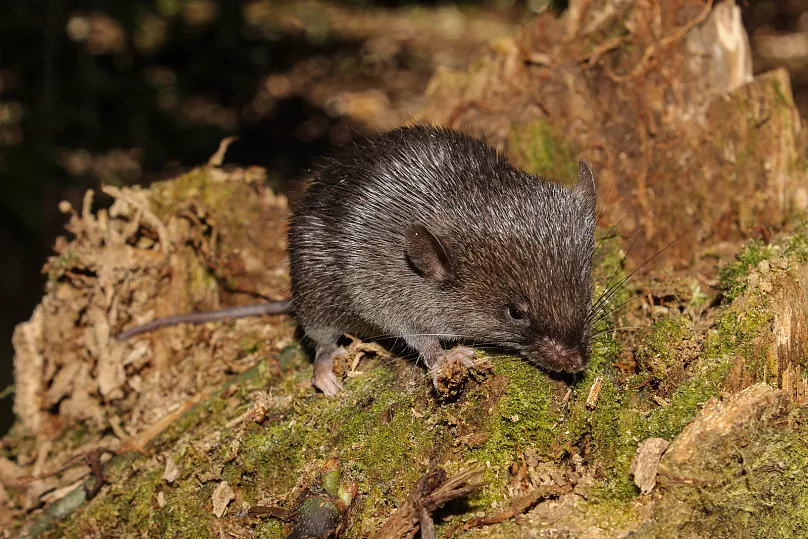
[430,346,478,397]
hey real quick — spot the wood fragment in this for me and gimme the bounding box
[101,185,170,257]
[586,376,603,409]
[419,507,437,539]
[207,136,238,167]
[211,481,234,518]
[606,0,714,82]
[372,462,485,539]
[163,458,179,484]
[462,484,571,530]
[630,437,670,494]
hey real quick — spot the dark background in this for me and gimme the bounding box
[0,0,802,435]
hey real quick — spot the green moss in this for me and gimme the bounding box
[590,327,621,373]
[30,221,808,536]
[49,467,162,538]
[150,483,216,537]
[642,407,808,537]
[784,220,808,261]
[465,357,554,510]
[254,520,286,538]
[718,220,808,302]
[565,306,734,505]
[553,234,633,501]
[703,301,773,384]
[580,355,731,505]
[718,240,773,301]
[507,119,578,182]
[589,380,642,500]
[634,316,691,381]
[566,330,636,500]
[643,359,731,440]
[481,359,555,453]
[583,275,772,502]
[202,360,442,537]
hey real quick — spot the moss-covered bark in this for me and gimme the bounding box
[5,213,808,537]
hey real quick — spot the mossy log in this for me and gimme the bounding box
[3,1,808,537]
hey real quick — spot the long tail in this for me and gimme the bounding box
[115,300,294,341]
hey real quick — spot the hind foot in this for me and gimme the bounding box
[313,345,346,396]
[429,345,477,391]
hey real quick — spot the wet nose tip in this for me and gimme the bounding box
[564,353,586,373]
[533,338,585,373]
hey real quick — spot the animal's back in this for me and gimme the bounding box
[287,125,588,343]
[289,127,500,333]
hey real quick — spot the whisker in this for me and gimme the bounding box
[594,215,627,254]
[591,213,651,316]
[590,231,686,324]
[596,168,617,225]
[591,326,642,337]
[358,332,471,341]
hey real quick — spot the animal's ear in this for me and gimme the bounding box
[405,224,454,282]
[572,159,597,218]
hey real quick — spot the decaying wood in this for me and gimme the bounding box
[373,463,485,539]
[629,438,670,494]
[462,484,572,530]
[420,0,806,272]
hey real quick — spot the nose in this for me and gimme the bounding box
[529,337,586,373]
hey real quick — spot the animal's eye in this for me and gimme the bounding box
[506,304,528,322]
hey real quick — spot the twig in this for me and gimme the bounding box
[82,449,106,500]
[246,505,294,521]
[579,36,625,65]
[207,136,238,167]
[463,484,571,529]
[372,462,485,539]
[101,185,171,257]
[13,449,110,486]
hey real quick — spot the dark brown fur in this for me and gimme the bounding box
[289,126,596,394]
[118,126,597,396]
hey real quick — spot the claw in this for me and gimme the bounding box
[314,369,344,396]
[430,345,478,392]
[313,345,346,396]
[444,345,477,368]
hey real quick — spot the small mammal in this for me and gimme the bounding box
[118,126,597,396]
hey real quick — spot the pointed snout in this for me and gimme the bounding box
[528,337,587,373]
